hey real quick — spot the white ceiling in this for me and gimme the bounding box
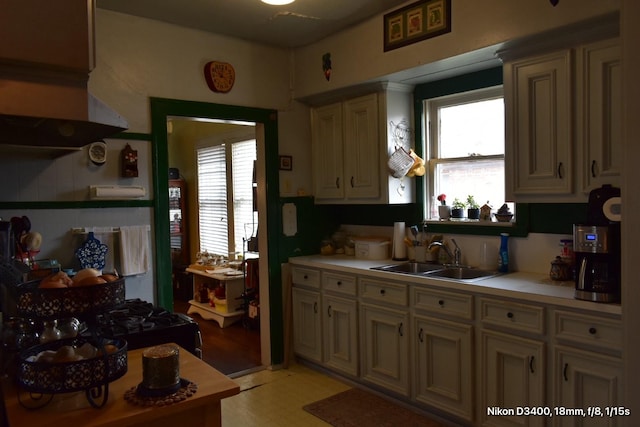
[96,0,408,48]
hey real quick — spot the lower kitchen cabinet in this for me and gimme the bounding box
[292,287,322,363]
[360,302,410,396]
[413,315,474,423]
[323,294,358,376]
[481,329,546,427]
[553,346,622,427]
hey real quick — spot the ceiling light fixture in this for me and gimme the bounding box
[261,0,295,5]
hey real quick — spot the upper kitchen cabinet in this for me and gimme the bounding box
[307,83,414,205]
[501,35,621,203]
[503,49,573,201]
[577,39,622,194]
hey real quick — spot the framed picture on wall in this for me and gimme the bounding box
[279,155,292,171]
[384,0,451,52]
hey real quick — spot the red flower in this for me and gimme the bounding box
[437,194,447,205]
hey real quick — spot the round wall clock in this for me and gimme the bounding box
[204,61,236,93]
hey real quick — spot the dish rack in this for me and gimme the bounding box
[11,278,128,409]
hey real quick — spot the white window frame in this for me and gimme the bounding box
[196,135,256,258]
[424,85,506,221]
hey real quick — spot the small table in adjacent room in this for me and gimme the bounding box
[2,344,240,427]
[186,267,246,328]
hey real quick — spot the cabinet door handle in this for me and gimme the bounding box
[557,162,564,179]
[529,356,535,373]
[327,305,332,317]
[380,289,386,296]
[591,160,597,178]
[335,177,340,189]
[398,322,404,337]
[303,274,308,280]
[418,328,424,343]
[350,176,355,188]
[438,299,445,306]
[563,363,569,381]
[507,311,514,319]
[589,327,597,335]
[336,281,342,286]
[313,302,318,314]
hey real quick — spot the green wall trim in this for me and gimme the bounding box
[149,97,284,366]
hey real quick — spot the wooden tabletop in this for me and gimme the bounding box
[2,344,240,427]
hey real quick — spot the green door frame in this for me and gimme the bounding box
[149,97,284,366]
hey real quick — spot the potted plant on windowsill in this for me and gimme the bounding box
[436,194,450,220]
[451,198,466,219]
[466,195,480,220]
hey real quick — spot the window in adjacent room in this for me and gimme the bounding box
[425,85,509,220]
[196,138,257,258]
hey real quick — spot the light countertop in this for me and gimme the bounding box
[288,255,622,316]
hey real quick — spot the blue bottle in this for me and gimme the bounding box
[498,233,509,273]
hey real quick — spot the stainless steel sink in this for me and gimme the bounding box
[425,267,500,282]
[371,262,444,274]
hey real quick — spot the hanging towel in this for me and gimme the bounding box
[119,225,150,276]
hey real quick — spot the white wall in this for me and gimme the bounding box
[293,0,619,98]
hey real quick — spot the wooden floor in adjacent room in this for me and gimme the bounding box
[173,300,262,376]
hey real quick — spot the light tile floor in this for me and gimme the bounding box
[221,363,351,427]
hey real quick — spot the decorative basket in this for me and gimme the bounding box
[15,278,126,321]
[17,337,127,394]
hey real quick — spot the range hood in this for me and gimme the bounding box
[0,0,128,148]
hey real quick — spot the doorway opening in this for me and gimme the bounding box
[150,97,286,374]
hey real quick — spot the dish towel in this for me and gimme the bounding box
[119,225,150,276]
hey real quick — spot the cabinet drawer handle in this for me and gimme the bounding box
[557,162,564,179]
[380,289,386,296]
[398,322,404,337]
[438,299,445,306]
[327,305,332,317]
[507,312,514,319]
[563,363,569,381]
[336,281,342,286]
[303,274,308,280]
[418,328,424,343]
[589,327,597,335]
[350,176,355,188]
[591,160,597,178]
[336,177,340,189]
[313,302,318,313]
[529,356,535,374]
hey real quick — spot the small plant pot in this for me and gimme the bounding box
[467,208,480,220]
[451,208,465,219]
[437,205,451,220]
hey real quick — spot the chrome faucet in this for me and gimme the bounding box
[428,239,462,266]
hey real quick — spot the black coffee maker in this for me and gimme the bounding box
[573,185,621,303]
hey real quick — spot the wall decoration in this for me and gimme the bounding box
[383,0,451,52]
[121,143,139,178]
[322,53,332,81]
[204,61,236,93]
[279,155,292,171]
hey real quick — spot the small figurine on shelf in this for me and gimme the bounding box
[121,143,138,178]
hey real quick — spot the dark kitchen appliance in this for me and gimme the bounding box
[573,185,621,303]
[83,299,202,358]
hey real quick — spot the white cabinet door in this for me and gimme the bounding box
[311,102,344,199]
[481,329,546,427]
[292,287,322,362]
[505,49,573,199]
[360,303,410,396]
[577,39,622,193]
[553,346,623,427]
[414,315,474,423]
[343,93,380,200]
[323,294,358,376]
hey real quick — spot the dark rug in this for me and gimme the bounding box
[303,388,449,427]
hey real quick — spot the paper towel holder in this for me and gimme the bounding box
[90,185,146,200]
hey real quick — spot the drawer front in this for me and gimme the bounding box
[413,287,473,321]
[322,272,357,296]
[359,278,407,307]
[480,298,545,335]
[291,267,320,289]
[554,310,622,352]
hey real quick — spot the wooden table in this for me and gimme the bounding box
[2,344,240,427]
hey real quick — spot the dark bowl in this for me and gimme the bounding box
[495,213,514,222]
